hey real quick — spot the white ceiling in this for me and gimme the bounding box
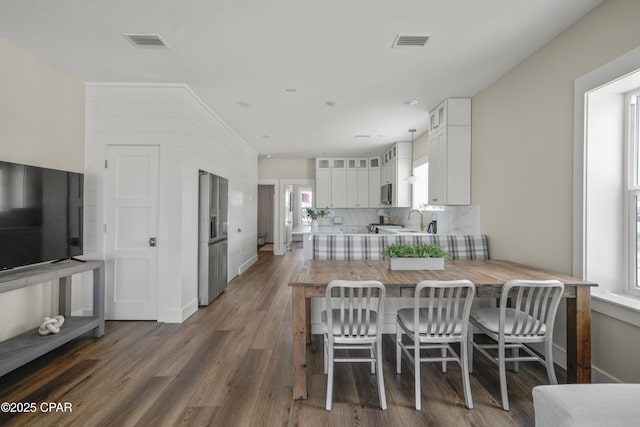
[0,0,603,159]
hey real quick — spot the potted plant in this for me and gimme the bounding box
[381,242,450,270]
[306,208,330,232]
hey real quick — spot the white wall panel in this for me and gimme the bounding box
[85,83,257,323]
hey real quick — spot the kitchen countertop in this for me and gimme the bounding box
[378,228,435,236]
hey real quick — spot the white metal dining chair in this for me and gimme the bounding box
[468,279,564,411]
[322,280,387,411]
[396,280,476,410]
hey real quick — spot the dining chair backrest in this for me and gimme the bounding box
[325,280,385,340]
[500,280,564,339]
[414,280,475,340]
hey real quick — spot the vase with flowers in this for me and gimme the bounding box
[306,208,330,232]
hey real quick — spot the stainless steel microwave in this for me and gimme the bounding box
[380,183,392,205]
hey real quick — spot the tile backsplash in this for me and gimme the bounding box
[318,205,481,234]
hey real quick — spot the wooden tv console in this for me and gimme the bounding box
[0,259,105,377]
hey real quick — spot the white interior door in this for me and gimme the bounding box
[105,145,159,319]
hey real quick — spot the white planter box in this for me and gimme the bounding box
[388,257,444,271]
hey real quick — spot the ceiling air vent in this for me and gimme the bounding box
[123,33,171,48]
[392,34,430,48]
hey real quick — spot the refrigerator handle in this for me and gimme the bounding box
[210,216,217,239]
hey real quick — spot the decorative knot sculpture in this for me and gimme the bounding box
[38,315,65,335]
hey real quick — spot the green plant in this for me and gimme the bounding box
[306,208,330,221]
[382,243,450,259]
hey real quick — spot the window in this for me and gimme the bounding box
[411,161,428,210]
[576,49,640,325]
[628,91,640,293]
[299,187,313,225]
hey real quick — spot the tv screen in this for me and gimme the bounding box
[0,160,83,271]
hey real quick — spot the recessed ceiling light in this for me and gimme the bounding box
[403,99,419,106]
[237,101,253,108]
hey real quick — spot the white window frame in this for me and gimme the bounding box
[574,47,640,334]
[627,91,640,297]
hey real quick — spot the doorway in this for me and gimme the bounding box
[257,184,274,252]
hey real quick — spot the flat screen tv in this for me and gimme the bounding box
[0,160,83,271]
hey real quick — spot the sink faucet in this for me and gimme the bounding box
[408,209,425,232]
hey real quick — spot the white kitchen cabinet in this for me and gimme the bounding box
[346,158,369,208]
[428,98,471,205]
[368,157,382,208]
[315,158,347,208]
[315,169,332,208]
[347,158,368,169]
[316,145,410,209]
[347,168,368,207]
[379,142,412,207]
[331,169,347,207]
[380,158,393,185]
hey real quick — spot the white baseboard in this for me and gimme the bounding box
[181,298,199,321]
[239,255,258,275]
[591,365,622,383]
[158,298,198,323]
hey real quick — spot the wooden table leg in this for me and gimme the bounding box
[566,286,592,383]
[292,285,308,399]
[305,297,311,344]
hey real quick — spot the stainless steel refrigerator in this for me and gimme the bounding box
[198,171,228,306]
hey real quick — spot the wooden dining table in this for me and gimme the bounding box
[289,258,597,400]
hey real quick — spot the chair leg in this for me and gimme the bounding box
[396,325,402,374]
[370,345,375,374]
[512,345,519,373]
[468,331,474,374]
[414,338,421,411]
[460,338,474,409]
[326,343,334,411]
[441,346,447,373]
[498,342,509,411]
[376,341,387,410]
[323,336,328,375]
[545,338,558,384]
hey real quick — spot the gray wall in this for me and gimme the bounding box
[0,39,85,341]
[472,0,640,381]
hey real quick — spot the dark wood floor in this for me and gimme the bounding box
[0,244,562,426]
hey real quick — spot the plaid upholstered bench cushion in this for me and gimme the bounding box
[312,234,489,260]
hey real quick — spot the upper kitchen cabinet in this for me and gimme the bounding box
[315,158,347,208]
[346,158,369,208]
[380,142,412,207]
[368,156,382,208]
[428,98,471,206]
[316,144,411,209]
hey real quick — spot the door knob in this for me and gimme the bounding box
[149,237,157,247]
